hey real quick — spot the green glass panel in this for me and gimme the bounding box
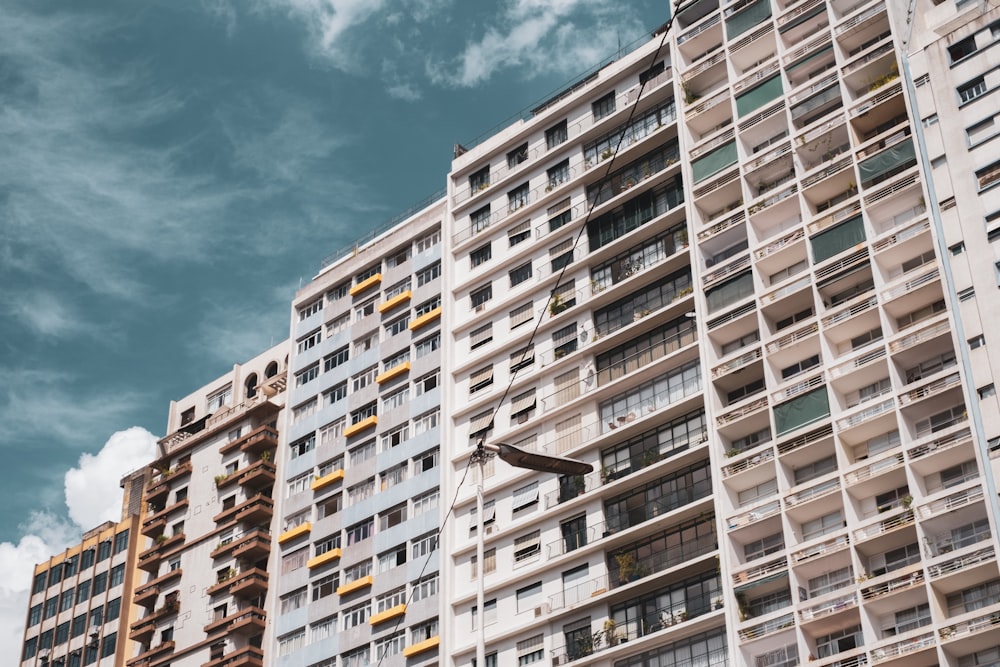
[774,387,830,436]
[692,140,737,183]
[787,45,833,71]
[858,139,916,187]
[810,215,866,263]
[725,0,772,40]
[736,75,783,117]
[706,271,753,314]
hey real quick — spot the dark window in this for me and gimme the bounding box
[92,571,107,596]
[948,36,977,63]
[639,61,666,85]
[56,621,70,645]
[592,91,616,120]
[324,346,349,371]
[105,597,121,622]
[509,263,533,287]
[97,540,111,562]
[28,604,42,626]
[549,209,572,233]
[469,166,490,192]
[471,205,492,234]
[44,596,58,619]
[32,572,47,595]
[545,120,568,149]
[547,159,570,189]
[959,76,987,103]
[72,613,87,638]
[508,183,529,212]
[101,632,117,658]
[507,142,528,169]
[471,285,493,309]
[113,529,129,554]
[80,548,95,569]
[471,244,492,267]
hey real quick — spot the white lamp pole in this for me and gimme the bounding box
[471,441,592,667]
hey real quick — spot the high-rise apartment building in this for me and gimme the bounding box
[20,516,142,667]
[272,200,445,667]
[439,1,1000,666]
[126,346,288,667]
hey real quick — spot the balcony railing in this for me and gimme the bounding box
[766,322,818,353]
[723,446,773,477]
[712,346,762,379]
[799,593,857,622]
[917,485,984,520]
[785,478,840,507]
[737,613,794,642]
[860,569,923,600]
[794,534,849,563]
[853,509,913,542]
[760,274,810,305]
[908,427,971,460]
[837,398,894,430]
[727,500,781,530]
[608,530,717,589]
[899,372,961,405]
[927,545,995,579]
[716,396,769,427]
[836,2,886,35]
[703,253,751,287]
[869,633,935,663]
[939,609,1000,641]
[829,347,885,379]
[845,452,903,485]
[678,11,721,44]
[732,556,786,586]
[698,209,745,242]
[777,422,832,456]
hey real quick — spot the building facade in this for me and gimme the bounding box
[126,345,288,667]
[271,200,445,667]
[20,517,142,667]
[440,0,1000,666]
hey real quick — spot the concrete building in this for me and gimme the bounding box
[20,515,143,667]
[439,1,1000,666]
[126,345,288,667]
[271,199,445,667]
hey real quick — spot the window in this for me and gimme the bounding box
[286,473,311,497]
[802,511,843,541]
[509,262,533,286]
[948,35,977,63]
[549,206,571,233]
[292,398,317,422]
[515,582,543,614]
[295,364,319,387]
[312,573,339,601]
[28,604,42,626]
[414,295,440,317]
[414,333,440,358]
[109,564,124,588]
[414,447,439,473]
[207,385,232,411]
[283,510,310,532]
[382,385,410,411]
[547,159,570,189]
[281,588,307,613]
[469,365,494,394]
[469,165,490,192]
[552,322,578,357]
[319,419,345,444]
[310,616,336,644]
[922,113,938,127]
[326,312,350,336]
[375,587,407,613]
[959,76,987,104]
[471,244,492,267]
[375,631,405,659]
[592,91,616,120]
[471,547,497,578]
[385,315,410,336]
[414,371,439,396]
[412,531,438,558]
[507,142,528,169]
[322,382,346,405]
[950,241,965,255]
[416,228,441,252]
[55,621,70,645]
[297,329,321,353]
[970,334,986,349]
[514,530,541,563]
[342,646,370,667]
[92,571,107,595]
[977,160,1000,190]
[508,183,529,212]
[278,629,306,657]
[60,588,74,611]
[352,367,377,392]
[413,489,439,517]
[380,465,407,492]
[323,346,349,371]
[416,261,440,286]
[744,532,784,562]
[299,298,323,320]
[354,297,377,321]
[471,284,493,310]
[347,478,375,505]
[317,495,342,519]
[328,281,349,301]
[959,287,976,302]
[381,424,409,451]
[470,322,493,349]
[510,302,534,329]
[510,388,536,421]
[979,384,996,399]
[289,435,315,459]
[545,119,568,149]
[512,481,539,512]
[471,205,492,234]
[100,632,116,658]
[413,409,440,434]
[346,519,374,545]
[412,574,438,601]
[508,220,531,246]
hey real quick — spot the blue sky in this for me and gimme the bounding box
[0,0,665,648]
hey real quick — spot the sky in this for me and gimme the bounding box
[0,0,666,655]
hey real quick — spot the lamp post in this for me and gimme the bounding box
[471,441,593,667]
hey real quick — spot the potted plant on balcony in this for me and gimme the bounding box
[615,551,640,583]
[214,474,229,487]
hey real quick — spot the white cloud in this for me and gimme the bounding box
[263,0,387,70]
[0,427,156,660]
[427,0,643,87]
[1,289,100,340]
[64,428,159,529]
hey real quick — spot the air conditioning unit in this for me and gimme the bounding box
[534,603,550,617]
[484,524,496,535]
[475,303,487,313]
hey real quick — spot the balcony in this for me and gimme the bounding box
[212,529,271,560]
[869,633,935,664]
[409,306,442,332]
[203,606,267,636]
[126,640,175,667]
[212,494,274,526]
[737,612,794,642]
[343,415,377,438]
[860,569,923,601]
[349,273,381,297]
[201,646,264,667]
[144,461,193,504]
[207,568,268,598]
[133,568,182,608]
[853,508,913,543]
[732,556,787,586]
[337,575,373,596]
[141,499,190,537]
[917,485,984,521]
[793,534,850,563]
[138,534,185,572]
[402,636,440,658]
[939,610,1000,643]
[799,592,857,623]
[311,469,344,491]
[216,459,277,493]
[898,371,961,407]
[219,425,278,456]
[129,598,180,642]
[926,545,995,580]
[277,522,311,544]
[727,500,781,531]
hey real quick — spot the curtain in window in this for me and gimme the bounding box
[725,0,772,40]
[691,141,738,183]
[858,139,916,187]
[736,75,783,118]
[705,271,754,313]
[810,215,866,263]
[774,387,830,436]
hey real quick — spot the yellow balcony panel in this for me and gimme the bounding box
[311,469,345,491]
[336,575,373,596]
[307,549,341,570]
[408,306,442,332]
[378,291,411,313]
[376,362,410,385]
[402,636,440,658]
[368,604,406,626]
[343,415,377,438]
[349,273,382,297]
[277,522,311,544]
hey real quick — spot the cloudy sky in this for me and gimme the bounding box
[0,0,665,652]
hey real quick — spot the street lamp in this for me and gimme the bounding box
[471,441,593,667]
